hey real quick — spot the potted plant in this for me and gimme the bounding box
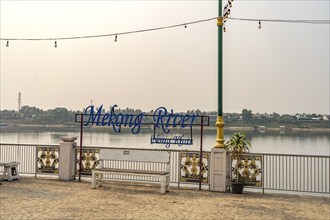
[225,132,251,194]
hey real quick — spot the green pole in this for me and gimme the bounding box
[215,0,225,148]
[218,0,223,117]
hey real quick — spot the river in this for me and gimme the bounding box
[0,126,329,155]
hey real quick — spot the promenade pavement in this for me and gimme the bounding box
[0,177,329,220]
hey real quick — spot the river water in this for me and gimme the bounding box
[0,126,329,155]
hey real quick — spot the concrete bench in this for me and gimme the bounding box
[0,161,20,181]
[91,149,170,194]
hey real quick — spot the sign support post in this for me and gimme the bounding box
[79,114,83,181]
[199,116,204,190]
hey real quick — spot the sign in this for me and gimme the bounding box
[80,105,208,148]
[150,135,193,148]
[83,105,198,133]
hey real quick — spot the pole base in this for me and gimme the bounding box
[214,116,225,148]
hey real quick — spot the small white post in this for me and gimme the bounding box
[210,148,229,192]
[59,136,77,181]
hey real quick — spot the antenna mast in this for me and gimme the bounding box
[18,91,21,112]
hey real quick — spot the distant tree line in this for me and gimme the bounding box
[1,106,79,125]
[224,109,329,128]
[0,106,328,128]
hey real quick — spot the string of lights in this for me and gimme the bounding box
[222,0,233,32]
[0,17,218,42]
[229,17,330,24]
[1,15,329,48]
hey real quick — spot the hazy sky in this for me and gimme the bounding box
[0,1,329,114]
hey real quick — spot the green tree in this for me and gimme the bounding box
[242,109,252,122]
[20,106,42,115]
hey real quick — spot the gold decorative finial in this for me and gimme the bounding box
[214,116,226,148]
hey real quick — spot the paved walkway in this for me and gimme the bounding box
[0,177,329,220]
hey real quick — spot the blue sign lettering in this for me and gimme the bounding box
[153,107,198,133]
[83,105,144,134]
[151,135,193,148]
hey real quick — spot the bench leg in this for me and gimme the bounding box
[99,173,103,187]
[160,176,166,194]
[2,164,20,181]
[3,167,12,181]
[92,171,96,189]
[166,174,170,192]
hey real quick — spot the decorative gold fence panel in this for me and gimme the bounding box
[37,146,60,174]
[76,148,100,175]
[230,154,262,187]
[180,152,209,184]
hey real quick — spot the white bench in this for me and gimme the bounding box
[0,161,20,181]
[91,149,170,194]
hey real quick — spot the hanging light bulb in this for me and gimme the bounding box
[6,40,9,47]
[114,35,117,42]
[223,5,228,16]
[223,26,226,32]
[54,40,57,48]
[258,21,262,29]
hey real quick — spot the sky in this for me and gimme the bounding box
[0,0,329,115]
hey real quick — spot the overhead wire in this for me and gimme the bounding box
[0,17,218,41]
[0,17,329,42]
[228,17,330,24]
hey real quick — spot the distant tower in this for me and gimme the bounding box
[18,91,21,112]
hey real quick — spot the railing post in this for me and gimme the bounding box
[35,146,38,178]
[262,155,265,194]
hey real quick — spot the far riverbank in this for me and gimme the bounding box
[1,123,329,133]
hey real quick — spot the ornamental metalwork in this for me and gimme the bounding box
[180,152,209,183]
[231,154,262,187]
[76,148,100,175]
[37,146,59,174]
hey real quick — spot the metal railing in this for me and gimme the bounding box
[0,143,60,176]
[230,153,330,194]
[0,143,210,187]
[2,143,329,194]
[77,146,210,187]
